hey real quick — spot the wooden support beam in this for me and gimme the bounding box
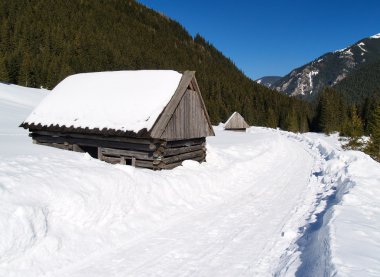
[36,141,71,150]
[158,149,205,165]
[101,155,121,164]
[165,138,205,148]
[32,134,156,152]
[134,159,154,169]
[32,130,161,145]
[120,157,126,165]
[101,147,154,161]
[157,154,205,169]
[98,147,103,160]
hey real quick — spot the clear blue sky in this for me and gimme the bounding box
[137,0,379,80]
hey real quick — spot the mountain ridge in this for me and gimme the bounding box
[270,34,380,99]
[256,76,282,87]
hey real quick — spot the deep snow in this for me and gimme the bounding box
[1,83,380,276]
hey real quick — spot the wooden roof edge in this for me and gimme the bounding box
[225,111,238,125]
[20,122,151,138]
[149,70,195,138]
[190,74,215,136]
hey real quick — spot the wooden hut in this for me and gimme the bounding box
[224,112,249,131]
[20,70,215,169]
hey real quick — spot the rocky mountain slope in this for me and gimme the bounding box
[256,76,282,87]
[333,59,380,103]
[271,34,380,99]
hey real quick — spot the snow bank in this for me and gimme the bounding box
[270,131,380,277]
[329,151,380,276]
[297,133,380,276]
[23,70,182,132]
[0,82,48,108]
[0,83,48,157]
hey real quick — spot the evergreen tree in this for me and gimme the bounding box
[316,88,347,134]
[0,56,9,82]
[283,108,299,132]
[342,106,363,138]
[18,53,31,86]
[298,116,309,133]
[366,105,380,161]
[266,108,278,129]
[342,106,364,150]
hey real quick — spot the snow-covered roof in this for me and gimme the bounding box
[23,70,183,133]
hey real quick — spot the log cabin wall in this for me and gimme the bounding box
[31,131,206,170]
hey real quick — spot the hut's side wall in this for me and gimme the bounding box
[161,89,213,140]
[30,131,206,170]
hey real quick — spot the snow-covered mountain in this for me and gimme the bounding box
[256,76,282,87]
[1,83,380,276]
[271,33,380,98]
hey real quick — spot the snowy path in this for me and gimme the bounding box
[52,131,318,277]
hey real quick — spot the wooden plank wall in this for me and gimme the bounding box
[31,132,206,170]
[161,90,213,140]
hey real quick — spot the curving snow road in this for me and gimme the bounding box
[0,84,339,276]
[50,130,324,277]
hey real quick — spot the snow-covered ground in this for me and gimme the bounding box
[0,83,379,276]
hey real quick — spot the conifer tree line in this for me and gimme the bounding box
[0,0,312,132]
[312,87,380,160]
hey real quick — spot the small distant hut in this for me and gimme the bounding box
[20,70,215,170]
[224,112,249,131]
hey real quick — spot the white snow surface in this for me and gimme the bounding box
[357,42,367,52]
[1,85,380,276]
[23,70,183,132]
[370,33,380,39]
[328,151,380,276]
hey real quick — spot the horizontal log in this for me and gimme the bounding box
[158,154,205,169]
[101,147,154,161]
[101,155,121,164]
[159,149,205,165]
[32,134,156,152]
[165,138,205,148]
[33,130,163,145]
[101,155,155,169]
[135,159,155,169]
[162,143,205,157]
[36,141,72,150]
